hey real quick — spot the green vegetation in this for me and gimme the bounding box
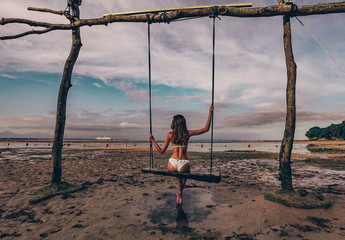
[305,122,345,140]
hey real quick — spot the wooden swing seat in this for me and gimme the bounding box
[141,169,221,183]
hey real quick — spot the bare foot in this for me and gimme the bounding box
[176,191,182,205]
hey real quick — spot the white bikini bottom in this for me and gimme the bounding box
[169,158,190,172]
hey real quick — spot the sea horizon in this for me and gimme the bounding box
[0,137,310,143]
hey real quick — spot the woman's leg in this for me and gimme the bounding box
[179,163,190,191]
[176,177,182,204]
[176,177,185,204]
[168,161,182,204]
[176,163,190,204]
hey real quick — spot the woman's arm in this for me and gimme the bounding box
[149,132,171,154]
[189,104,214,137]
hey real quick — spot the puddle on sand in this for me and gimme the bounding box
[130,188,216,231]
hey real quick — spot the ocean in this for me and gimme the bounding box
[0,140,310,154]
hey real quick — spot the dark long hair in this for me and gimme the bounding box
[171,114,189,145]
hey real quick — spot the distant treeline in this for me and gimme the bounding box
[306,122,345,140]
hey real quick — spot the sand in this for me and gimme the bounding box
[0,142,345,239]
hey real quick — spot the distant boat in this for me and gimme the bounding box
[96,136,112,140]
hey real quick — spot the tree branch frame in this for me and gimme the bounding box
[1,2,345,40]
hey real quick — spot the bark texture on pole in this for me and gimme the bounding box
[51,1,82,184]
[278,14,296,191]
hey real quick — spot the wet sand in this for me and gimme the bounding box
[0,142,345,239]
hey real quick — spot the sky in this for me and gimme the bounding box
[0,0,345,141]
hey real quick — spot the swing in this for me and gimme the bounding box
[141,8,221,184]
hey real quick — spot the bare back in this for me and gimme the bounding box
[170,130,191,160]
[171,143,188,160]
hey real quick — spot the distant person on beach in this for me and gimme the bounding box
[149,105,213,204]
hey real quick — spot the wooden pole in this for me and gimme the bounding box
[278,11,296,191]
[51,0,82,184]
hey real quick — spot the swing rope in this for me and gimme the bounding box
[146,7,219,176]
[147,14,153,169]
[295,16,345,74]
[209,7,218,175]
[209,6,220,175]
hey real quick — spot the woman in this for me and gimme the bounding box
[149,104,213,204]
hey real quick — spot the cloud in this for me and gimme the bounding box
[0,115,55,133]
[0,110,146,138]
[1,0,345,140]
[216,106,345,129]
[120,122,137,127]
[0,74,17,79]
[104,79,148,102]
[66,124,138,132]
[157,93,208,104]
[1,101,344,140]
[93,82,103,88]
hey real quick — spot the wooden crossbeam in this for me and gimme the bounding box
[104,3,253,17]
[141,169,221,183]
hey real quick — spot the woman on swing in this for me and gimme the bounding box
[149,104,213,204]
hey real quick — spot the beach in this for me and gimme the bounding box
[0,141,345,239]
